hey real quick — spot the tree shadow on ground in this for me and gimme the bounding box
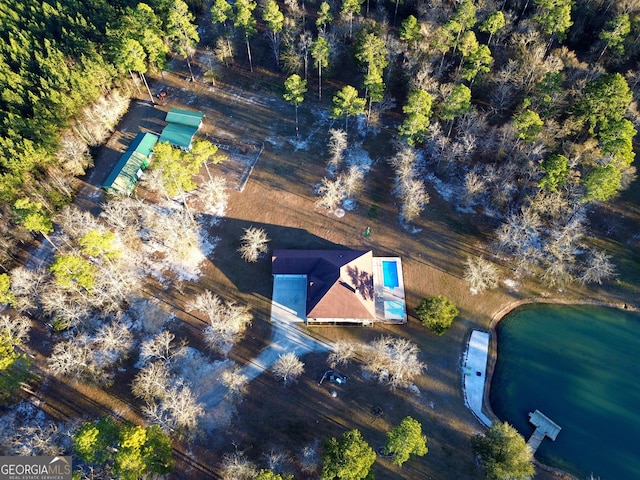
[202,215,347,301]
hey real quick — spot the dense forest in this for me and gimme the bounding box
[1,0,639,477]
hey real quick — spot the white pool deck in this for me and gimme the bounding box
[372,257,407,323]
[462,330,492,427]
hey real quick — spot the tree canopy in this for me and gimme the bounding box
[399,89,433,146]
[284,74,307,137]
[74,416,174,479]
[533,0,574,41]
[330,86,366,131]
[577,73,633,133]
[321,429,376,480]
[415,296,459,335]
[385,416,428,467]
[0,315,32,405]
[472,422,535,480]
[440,85,472,124]
[151,140,221,198]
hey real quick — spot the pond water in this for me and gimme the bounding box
[490,304,640,480]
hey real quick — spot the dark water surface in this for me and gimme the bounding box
[490,304,640,480]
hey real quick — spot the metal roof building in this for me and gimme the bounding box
[165,108,204,128]
[103,132,158,195]
[159,108,204,151]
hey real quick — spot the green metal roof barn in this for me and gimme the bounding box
[103,132,158,195]
[165,108,204,128]
[159,108,204,151]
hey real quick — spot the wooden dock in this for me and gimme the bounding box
[527,410,561,454]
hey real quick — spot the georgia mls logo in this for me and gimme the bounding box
[0,456,72,480]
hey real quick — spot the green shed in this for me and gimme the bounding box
[165,108,204,128]
[103,132,158,195]
[159,108,204,151]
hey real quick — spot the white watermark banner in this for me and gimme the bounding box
[0,456,72,480]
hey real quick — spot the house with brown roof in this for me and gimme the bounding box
[271,250,407,326]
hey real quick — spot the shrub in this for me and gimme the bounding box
[415,295,459,335]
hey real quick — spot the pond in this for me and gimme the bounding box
[490,304,640,480]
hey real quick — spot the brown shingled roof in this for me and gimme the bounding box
[272,250,376,320]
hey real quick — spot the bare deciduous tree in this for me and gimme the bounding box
[191,289,225,323]
[100,195,145,233]
[541,258,574,288]
[190,290,253,354]
[48,324,133,386]
[263,449,293,473]
[327,129,348,173]
[400,178,430,225]
[339,166,365,199]
[131,362,172,403]
[92,320,133,367]
[272,352,305,385]
[391,146,430,225]
[221,367,249,401]
[220,451,258,480]
[463,171,485,206]
[142,383,204,434]
[196,176,229,216]
[10,267,48,313]
[238,227,270,263]
[147,208,200,261]
[40,284,91,330]
[56,132,91,176]
[316,177,346,211]
[0,314,32,343]
[496,206,543,258]
[139,330,185,365]
[61,89,129,173]
[327,340,358,368]
[362,336,426,390]
[204,301,253,353]
[298,440,321,474]
[464,256,500,294]
[9,421,71,457]
[47,334,95,380]
[580,249,616,285]
[55,206,100,244]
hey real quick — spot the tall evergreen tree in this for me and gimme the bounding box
[233,0,258,72]
[263,0,284,65]
[311,36,330,100]
[330,85,366,132]
[399,89,433,146]
[321,429,376,480]
[166,0,200,81]
[472,422,535,480]
[283,74,307,137]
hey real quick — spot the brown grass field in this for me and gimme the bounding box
[112,59,637,479]
[19,41,640,479]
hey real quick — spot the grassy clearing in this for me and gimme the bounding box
[15,54,638,480]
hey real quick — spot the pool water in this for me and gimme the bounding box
[383,300,404,319]
[490,304,640,480]
[382,261,399,289]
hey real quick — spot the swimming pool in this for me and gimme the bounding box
[383,300,404,319]
[382,261,399,289]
